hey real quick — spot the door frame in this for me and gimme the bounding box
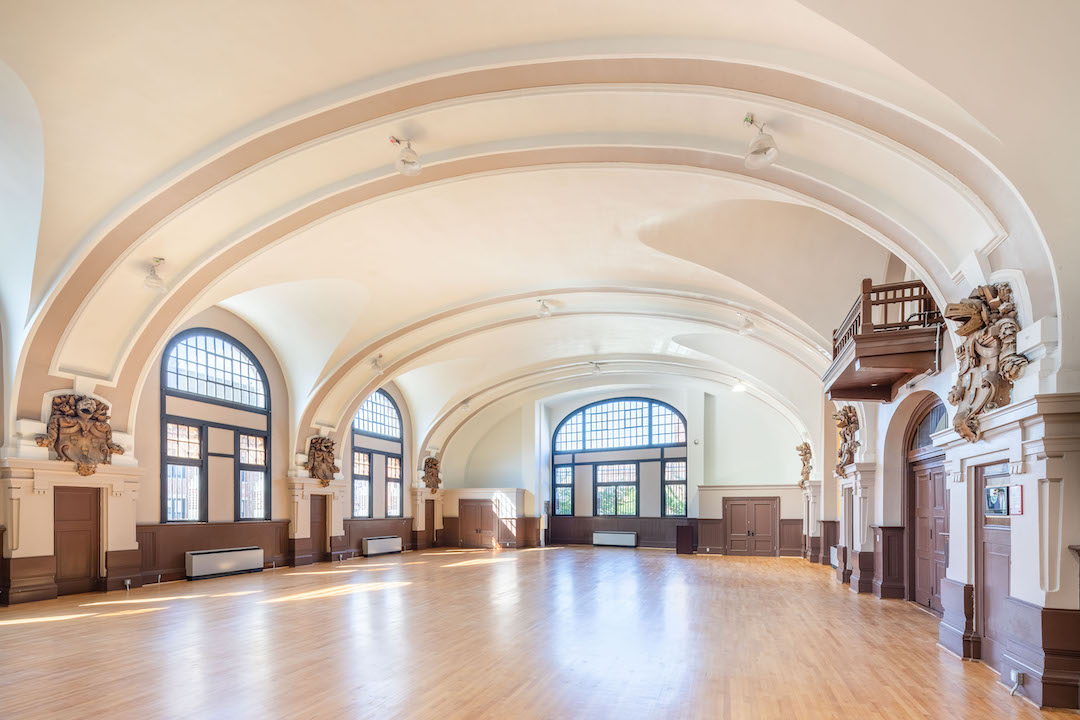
[974,461,1011,667]
[53,485,104,595]
[903,394,947,604]
[722,496,780,557]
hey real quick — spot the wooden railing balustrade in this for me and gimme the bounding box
[831,278,942,358]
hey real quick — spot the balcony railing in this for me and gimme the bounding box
[832,279,942,358]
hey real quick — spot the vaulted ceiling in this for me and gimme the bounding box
[0,1,1074,469]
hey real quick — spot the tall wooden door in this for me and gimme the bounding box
[54,486,101,595]
[913,458,948,613]
[459,500,496,548]
[724,497,778,556]
[977,464,1012,674]
[310,495,328,562]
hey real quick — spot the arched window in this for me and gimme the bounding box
[160,329,271,523]
[551,398,688,518]
[909,401,946,452]
[353,390,402,440]
[552,397,686,452]
[164,329,267,409]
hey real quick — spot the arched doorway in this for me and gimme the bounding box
[904,397,948,613]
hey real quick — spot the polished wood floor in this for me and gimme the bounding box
[0,548,1073,719]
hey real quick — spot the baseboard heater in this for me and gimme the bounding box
[362,535,403,557]
[830,545,839,568]
[593,531,637,547]
[186,546,264,580]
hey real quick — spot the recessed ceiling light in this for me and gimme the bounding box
[389,136,422,176]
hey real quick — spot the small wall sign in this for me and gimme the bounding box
[985,485,1008,516]
[1008,484,1023,515]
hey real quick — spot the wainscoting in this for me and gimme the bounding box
[850,550,875,593]
[697,518,725,554]
[549,516,698,549]
[872,525,905,599]
[136,520,290,583]
[441,516,539,548]
[818,520,838,565]
[779,519,803,556]
[0,554,57,605]
[342,518,415,556]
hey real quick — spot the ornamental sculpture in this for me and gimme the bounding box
[795,442,812,488]
[833,405,860,478]
[422,456,442,494]
[36,395,125,476]
[305,436,339,487]
[945,283,1029,442]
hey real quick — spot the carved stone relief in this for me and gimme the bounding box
[422,456,442,494]
[944,283,1029,442]
[795,442,812,488]
[36,394,125,476]
[305,436,340,487]
[833,405,860,478]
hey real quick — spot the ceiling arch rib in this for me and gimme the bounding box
[13,55,1061,430]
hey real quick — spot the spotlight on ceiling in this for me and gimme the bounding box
[389,136,422,176]
[731,380,748,393]
[742,113,779,170]
[536,299,552,318]
[370,354,384,374]
[591,362,602,376]
[737,314,755,336]
[143,257,166,292]
[461,398,471,411]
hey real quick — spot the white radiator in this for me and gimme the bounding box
[186,546,264,580]
[362,535,403,556]
[593,531,637,547]
[830,545,839,568]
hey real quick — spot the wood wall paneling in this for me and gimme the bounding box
[872,526,905,599]
[549,516,699,549]
[137,520,290,581]
[938,578,977,659]
[818,521,838,565]
[0,555,58,605]
[779,519,803,557]
[849,551,875,593]
[343,518,415,553]
[441,517,461,547]
[104,549,143,591]
[835,545,850,583]
[697,518,725,554]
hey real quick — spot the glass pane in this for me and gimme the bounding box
[555,486,572,515]
[165,333,266,408]
[165,423,200,459]
[652,404,687,445]
[353,451,371,477]
[353,390,402,439]
[596,485,617,516]
[585,400,649,450]
[386,481,402,516]
[616,485,637,516]
[386,456,402,480]
[166,464,200,521]
[353,478,371,518]
[596,463,636,484]
[239,434,265,465]
[664,461,687,484]
[239,470,265,519]
[554,466,573,485]
[554,412,583,452]
[664,484,687,517]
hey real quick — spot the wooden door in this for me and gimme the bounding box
[724,497,778,556]
[459,500,496,548]
[310,495,328,562]
[976,464,1011,673]
[913,458,948,612]
[54,486,101,595]
[423,499,435,547]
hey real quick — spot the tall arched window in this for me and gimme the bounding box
[352,390,404,518]
[161,329,271,523]
[551,398,688,518]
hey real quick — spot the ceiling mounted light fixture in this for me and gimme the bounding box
[389,136,422,176]
[591,361,602,376]
[737,314,755,336]
[461,398,471,411]
[731,380,748,393]
[742,113,779,170]
[536,299,552,318]
[143,257,166,292]
[370,354,384,374]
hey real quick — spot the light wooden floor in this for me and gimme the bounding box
[0,548,1074,720]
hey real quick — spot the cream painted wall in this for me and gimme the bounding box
[132,306,291,524]
[462,406,523,488]
[703,390,802,487]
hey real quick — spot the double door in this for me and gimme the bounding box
[912,457,948,613]
[724,497,778,556]
[459,500,497,548]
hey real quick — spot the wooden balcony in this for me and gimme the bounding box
[822,279,944,402]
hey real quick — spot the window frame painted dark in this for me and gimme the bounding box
[552,464,575,516]
[592,460,640,518]
[661,458,689,517]
[385,453,404,518]
[352,389,404,441]
[352,449,373,519]
[160,328,272,524]
[551,397,687,453]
